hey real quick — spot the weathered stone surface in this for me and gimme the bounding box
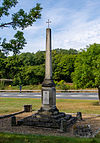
[17,111,77,130]
[41,28,56,112]
[11,116,16,126]
[73,125,93,137]
[24,105,32,112]
[41,87,56,111]
[76,112,82,121]
[45,28,52,80]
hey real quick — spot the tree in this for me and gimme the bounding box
[3,55,23,79]
[1,31,26,55]
[19,52,36,66]
[53,54,76,82]
[0,50,6,58]
[34,51,45,65]
[0,0,42,55]
[13,64,45,85]
[72,43,100,88]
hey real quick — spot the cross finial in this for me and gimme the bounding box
[46,19,51,28]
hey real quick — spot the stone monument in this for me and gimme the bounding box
[40,20,57,113]
[17,20,77,131]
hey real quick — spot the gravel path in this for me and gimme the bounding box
[0,112,100,137]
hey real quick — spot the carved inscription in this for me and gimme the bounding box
[43,91,49,104]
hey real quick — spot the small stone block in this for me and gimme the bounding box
[24,105,32,112]
[60,119,67,132]
[76,112,82,120]
[11,116,16,126]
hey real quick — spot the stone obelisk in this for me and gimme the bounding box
[41,20,57,112]
[17,20,77,130]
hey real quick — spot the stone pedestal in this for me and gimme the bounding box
[41,87,56,111]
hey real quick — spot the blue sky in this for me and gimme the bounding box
[1,0,100,54]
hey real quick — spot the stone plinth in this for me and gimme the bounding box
[17,111,77,130]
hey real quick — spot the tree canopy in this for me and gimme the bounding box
[72,43,100,88]
[0,0,42,55]
[0,49,77,86]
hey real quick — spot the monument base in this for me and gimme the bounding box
[17,108,77,131]
[17,80,77,131]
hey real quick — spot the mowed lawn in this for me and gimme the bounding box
[0,132,100,143]
[0,97,100,115]
[0,98,100,143]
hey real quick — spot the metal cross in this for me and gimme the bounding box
[46,19,51,28]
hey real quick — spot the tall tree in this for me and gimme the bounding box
[72,43,100,88]
[0,0,42,55]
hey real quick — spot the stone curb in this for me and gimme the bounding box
[0,111,25,119]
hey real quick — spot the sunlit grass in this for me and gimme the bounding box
[0,98,100,115]
[0,132,100,143]
[0,98,41,115]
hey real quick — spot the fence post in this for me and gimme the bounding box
[98,86,100,105]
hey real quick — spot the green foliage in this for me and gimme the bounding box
[2,31,26,55]
[34,51,45,65]
[0,80,5,89]
[52,48,78,55]
[0,0,18,17]
[72,43,100,88]
[53,54,76,82]
[0,48,78,86]
[12,3,42,30]
[3,56,23,79]
[55,80,70,90]
[0,1,42,29]
[0,130,100,143]
[13,64,45,85]
[0,50,6,58]
[0,0,42,55]
[0,58,6,78]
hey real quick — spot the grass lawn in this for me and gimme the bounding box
[0,132,100,143]
[0,98,100,115]
[0,98,100,142]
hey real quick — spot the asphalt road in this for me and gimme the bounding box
[0,92,99,100]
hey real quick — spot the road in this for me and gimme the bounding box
[0,92,99,100]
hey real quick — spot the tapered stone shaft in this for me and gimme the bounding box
[41,27,56,111]
[45,28,52,79]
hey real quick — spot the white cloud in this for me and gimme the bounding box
[21,0,100,53]
[53,18,100,50]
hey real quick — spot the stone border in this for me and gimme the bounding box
[0,111,25,119]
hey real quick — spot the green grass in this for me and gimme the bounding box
[0,132,100,143]
[0,98,41,115]
[4,85,98,90]
[0,98,100,115]
[5,85,42,90]
[0,99,100,142]
[56,99,100,114]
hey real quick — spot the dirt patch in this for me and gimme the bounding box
[0,112,100,137]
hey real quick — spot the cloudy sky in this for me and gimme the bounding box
[1,0,100,53]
